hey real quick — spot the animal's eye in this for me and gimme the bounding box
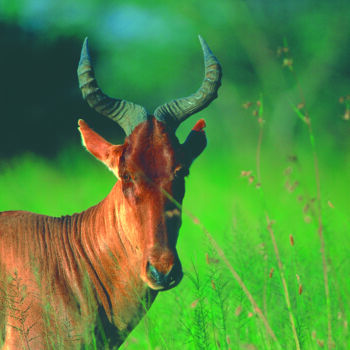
[174,167,189,179]
[121,173,132,183]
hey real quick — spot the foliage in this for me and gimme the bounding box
[1,0,350,154]
[0,104,349,348]
[1,0,350,349]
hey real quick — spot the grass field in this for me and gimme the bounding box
[1,96,349,349]
[1,21,350,347]
[1,0,350,348]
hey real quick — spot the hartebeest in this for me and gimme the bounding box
[0,36,221,349]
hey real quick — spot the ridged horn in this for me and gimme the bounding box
[154,35,222,128]
[77,37,148,136]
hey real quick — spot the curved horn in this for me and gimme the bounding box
[154,35,222,128]
[77,38,148,136]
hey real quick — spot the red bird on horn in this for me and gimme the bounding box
[0,35,221,349]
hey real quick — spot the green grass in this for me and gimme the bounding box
[1,1,350,347]
[1,43,350,349]
[0,114,349,349]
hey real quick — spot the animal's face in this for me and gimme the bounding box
[79,117,206,290]
[77,34,221,291]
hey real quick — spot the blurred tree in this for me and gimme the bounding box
[0,22,127,158]
[0,0,350,157]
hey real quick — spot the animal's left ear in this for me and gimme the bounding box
[78,119,123,173]
[182,119,207,166]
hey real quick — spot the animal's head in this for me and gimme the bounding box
[77,36,221,291]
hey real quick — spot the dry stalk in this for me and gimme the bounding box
[283,44,333,348]
[266,216,301,350]
[249,95,301,349]
[183,208,280,347]
[256,120,264,185]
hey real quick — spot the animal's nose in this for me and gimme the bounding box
[147,262,183,290]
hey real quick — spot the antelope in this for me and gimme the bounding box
[0,35,221,349]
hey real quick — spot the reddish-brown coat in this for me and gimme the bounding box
[0,117,205,349]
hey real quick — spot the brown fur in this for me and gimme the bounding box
[0,117,202,349]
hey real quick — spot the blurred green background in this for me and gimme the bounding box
[1,0,350,158]
[1,0,350,349]
[1,0,350,218]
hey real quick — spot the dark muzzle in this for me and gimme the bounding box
[147,261,183,291]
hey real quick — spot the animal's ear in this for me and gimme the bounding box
[182,119,207,166]
[78,119,123,173]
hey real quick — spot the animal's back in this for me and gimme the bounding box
[0,211,49,349]
[0,210,32,217]
[0,210,37,262]
[0,211,35,349]
[0,211,91,349]
[0,210,50,269]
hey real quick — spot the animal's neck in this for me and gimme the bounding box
[80,183,140,269]
[77,183,155,331]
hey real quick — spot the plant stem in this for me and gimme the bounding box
[290,67,333,349]
[266,216,301,350]
[183,210,280,347]
[256,125,263,185]
[254,101,300,349]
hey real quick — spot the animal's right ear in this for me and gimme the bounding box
[78,119,123,174]
[182,119,207,167]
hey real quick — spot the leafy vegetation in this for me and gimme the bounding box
[1,0,350,348]
[1,85,349,349]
